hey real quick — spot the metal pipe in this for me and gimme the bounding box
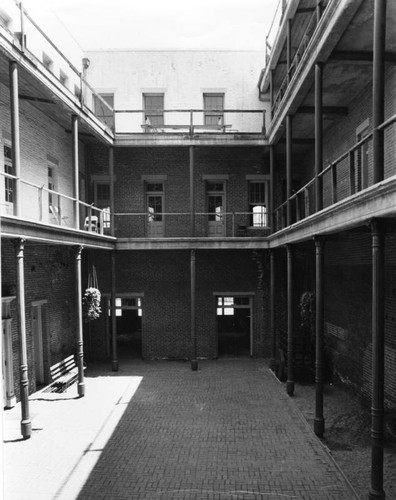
[369,219,385,500]
[189,146,195,237]
[269,145,275,231]
[314,236,325,437]
[287,19,292,85]
[9,61,21,217]
[269,249,277,370]
[109,147,115,236]
[72,115,79,229]
[190,249,197,370]
[315,63,323,212]
[286,115,293,226]
[286,244,294,396]
[111,251,119,371]
[15,239,31,438]
[372,0,387,184]
[75,246,85,397]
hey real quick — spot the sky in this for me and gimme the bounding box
[21,0,281,52]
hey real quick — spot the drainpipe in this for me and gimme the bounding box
[269,249,277,370]
[189,146,195,237]
[287,19,292,85]
[111,251,119,371]
[269,145,275,231]
[9,61,21,217]
[15,239,31,438]
[109,147,115,237]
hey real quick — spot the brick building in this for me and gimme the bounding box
[1,0,396,495]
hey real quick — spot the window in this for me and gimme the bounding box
[93,93,114,130]
[207,182,224,222]
[110,297,142,317]
[146,183,163,223]
[143,94,164,127]
[249,181,268,227]
[204,93,224,126]
[48,164,58,213]
[4,144,13,204]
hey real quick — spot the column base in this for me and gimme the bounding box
[112,359,119,372]
[78,382,85,397]
[191,359,198,371]
[286,380,294,396]
[369,488,385,500]
[21,419,32,439]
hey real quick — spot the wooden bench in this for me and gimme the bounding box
[44,355,79,393]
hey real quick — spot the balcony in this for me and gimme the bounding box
[271,113,396,241]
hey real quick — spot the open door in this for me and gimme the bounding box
[216,296,252,357]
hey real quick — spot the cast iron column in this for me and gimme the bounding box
[286,115,293,226]
[315,63,323,212]
[15,239,31,438]
[111,251,119,371]
[369,219,386,500]
[109,147,115,237]
[269,249,277,370]
[269,70,274,120]
[269,146,275,230]
[314,236,325,437]
[75,246,85,397]
[72,115,79,228]
[9,61,21,217]
[373,0,387,184]
[287,19,292,85]
[286,244,294,396]
[190,249,197,370]
[189,146,195,237]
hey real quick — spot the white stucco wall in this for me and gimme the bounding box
[84,50,267,134]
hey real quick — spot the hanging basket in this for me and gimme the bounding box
[83,266,102,322]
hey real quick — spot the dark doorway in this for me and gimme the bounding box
[109,297,143,358]
[216,296,252,357]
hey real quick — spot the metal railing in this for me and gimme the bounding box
[265,0,289,66]
[115,109,267,135]
[0,172,108,235]
[113,211,270,238]
[273,115,396,232]
[0,1,114,132]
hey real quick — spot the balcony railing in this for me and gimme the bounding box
[114,212,270,239]
[0,0,114,133]
[0,173,108,235]
[114,109,267,136]
[273,114,396,232]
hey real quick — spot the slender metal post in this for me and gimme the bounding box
[372,0,386,185]
[269,70,274,120]
[287,19,292,84]
[189,146,195,237]
[269,249,277,370]
[111,251,119,371]
[315,63,323,212]
[75,246,85,397]
[9,61,21,217]
[109,147,115,236]
[190,249,197,370]
[72,115,79,229]
[369,219,385,500]
[314,236,325,437]
[316,0,323,23]
[19,3,26,52]
[286,244,295,396]
[15,239,31,438]
[269,146,275,231]
[286,115,293,226]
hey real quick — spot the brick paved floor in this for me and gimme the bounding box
[3,358,359,500]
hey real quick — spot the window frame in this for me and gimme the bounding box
[93,93,115,131]
[143,93,165,127]
[248,179,269,228]
[203,93,224,126]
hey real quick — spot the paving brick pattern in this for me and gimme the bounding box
[3,359,359,500]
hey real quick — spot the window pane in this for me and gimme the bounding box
[252,205,267,227]
[144,94,164,126]
[249,182,266,203]
[204,93,224,126]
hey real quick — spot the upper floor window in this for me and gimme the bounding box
[95,182,111,229]
[204,93,224,126]
[3,143,14,211]
[249,181,268,227]
[94,93,115,131]
[143,94,164,127]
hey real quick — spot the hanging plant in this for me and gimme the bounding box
[83,287,102,322]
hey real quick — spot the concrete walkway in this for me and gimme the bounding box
[3,359,359,500]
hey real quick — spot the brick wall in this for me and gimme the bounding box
[87,248,271,361]
[2,240,78,401]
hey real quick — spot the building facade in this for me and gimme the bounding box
[1,0,396,496]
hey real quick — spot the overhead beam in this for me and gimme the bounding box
[19,94,55,104]
[278,137,315,145]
